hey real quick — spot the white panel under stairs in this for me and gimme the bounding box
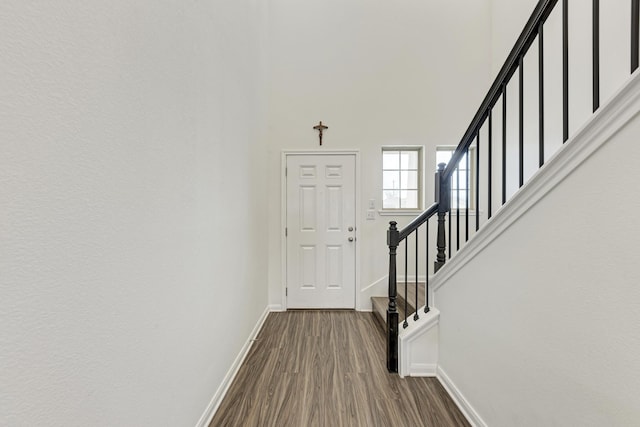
[398,308,440,378]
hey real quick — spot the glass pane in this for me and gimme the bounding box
[455,171,468,190]
[400,190,419,209]
[436,149,453,166]
[383,151,400,169]
[400,170,419,189]
[383,171,400,189]
[382,190,400,209]
[400,150,419,169]
[453,189,468,209]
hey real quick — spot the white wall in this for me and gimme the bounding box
[434,79,640,426]
[0,1,268,425]
[266,0,494,309]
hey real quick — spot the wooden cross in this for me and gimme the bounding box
[313,121,328,146]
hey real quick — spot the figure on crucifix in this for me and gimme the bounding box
[313,121,328,146]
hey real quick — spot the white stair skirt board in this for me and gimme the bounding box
[431,69,640,298]
[359,275,387,311]
[398,307,440,378]
[436,366,487,427]
[195,306,271,427]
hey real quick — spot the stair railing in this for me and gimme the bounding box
[387,0,640,373]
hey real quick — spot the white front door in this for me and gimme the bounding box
[286,154,356,309]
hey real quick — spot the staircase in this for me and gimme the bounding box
[380,0,640,376]
[371,282,425,331]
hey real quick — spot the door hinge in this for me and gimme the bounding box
[285,227,288,237]
[286,288,288,296]
[285,167,287,177]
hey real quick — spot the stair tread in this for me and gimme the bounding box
[371,296,409,329]
[397,281,426,313]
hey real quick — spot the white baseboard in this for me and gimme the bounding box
[195,306,271,427]
[409,363,437,377]
[268,304,285,312]
[436,366,486,427]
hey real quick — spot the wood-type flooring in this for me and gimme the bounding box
[210,310,470,427]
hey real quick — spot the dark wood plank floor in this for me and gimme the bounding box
[210,310,469,427]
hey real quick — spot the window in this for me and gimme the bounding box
[382,147,422,209]
[436,146,476,210]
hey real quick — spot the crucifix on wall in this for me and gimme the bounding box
[313,121,328,146]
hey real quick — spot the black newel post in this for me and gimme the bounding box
[386,221,400,373]
[435,163,449,272]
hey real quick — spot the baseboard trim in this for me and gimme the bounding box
[268,304,285,312]
[360,275,387,293]
[436,366,486,427]
[195,306,271,427]
[409,363,437,377]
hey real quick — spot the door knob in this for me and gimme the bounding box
[348,237,354,242]
[348,226,354,232]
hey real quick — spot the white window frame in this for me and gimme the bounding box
[380,146,424,214]
[436,145,477,212]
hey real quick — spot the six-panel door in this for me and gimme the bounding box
[286,154,356,308]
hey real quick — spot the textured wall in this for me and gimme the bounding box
[1,1,268,425]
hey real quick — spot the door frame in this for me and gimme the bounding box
[281,149,361,311]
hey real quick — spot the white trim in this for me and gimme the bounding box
[432,69,640,294]
[358,275,387,311]
[360,275,387,294]
[398,308,439,377]
[399,307,439,340]
[381,145,426,211]
[268,304,285,312]
[195,306,271,427]
[436,366,487,427]
[378,209,424,217]
[380,209,482,217]
[280,150,361,310]
[397,275,427,283]
[409,363,438,377]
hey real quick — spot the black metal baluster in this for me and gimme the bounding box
[386,221,399,373]
[502,84,507,205]
[448,206,451,259]
[465,148,469,242]
[633,0,639,73]
[476,132,480,232]
[563,0,569,143]
[539,23,545,167]
[519,56,524,188]
[593,0,600,112]
[456,166,460,250]
[425,220,430,314]
[414,229,419,321]
[403,239,408,328]
[488,110,493,219]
